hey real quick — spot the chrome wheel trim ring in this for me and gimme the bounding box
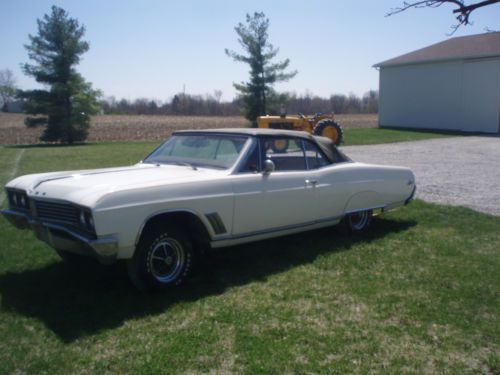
[148,237,185,283]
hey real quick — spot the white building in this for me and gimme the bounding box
[375,32,500,133]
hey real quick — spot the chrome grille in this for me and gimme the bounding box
[35,200,79,224]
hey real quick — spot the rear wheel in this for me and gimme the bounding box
[344,210,372,234]
[127,224,195,291]
[313,119,343,146]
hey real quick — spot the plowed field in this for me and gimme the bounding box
[0,113,377,145]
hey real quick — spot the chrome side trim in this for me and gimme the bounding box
[205,212,227,234]
[212,214,342,243]
[212,201,401,245]
[344,205,385,215]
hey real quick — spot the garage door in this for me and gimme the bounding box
[461,59,500,133]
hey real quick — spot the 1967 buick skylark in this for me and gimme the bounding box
[2,129,415,290]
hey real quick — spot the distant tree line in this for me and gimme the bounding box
[286,90,378,115]
[99,90,378,116]
[2,88,379,116]
[100,92,241,116]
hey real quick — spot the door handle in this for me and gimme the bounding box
[305,179,318,186]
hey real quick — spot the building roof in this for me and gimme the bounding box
[374,32,500,68]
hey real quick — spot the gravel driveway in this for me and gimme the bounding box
[341,136,500,216]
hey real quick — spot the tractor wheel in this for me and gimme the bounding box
[313,119,343,146]
[270,139,289,153]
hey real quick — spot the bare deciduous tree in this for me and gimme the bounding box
[0,69,17,112]
[214,90,223,103]
[387,0,500,33]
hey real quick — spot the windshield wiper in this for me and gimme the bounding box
[170,161,198,170]
[144,160,198,170]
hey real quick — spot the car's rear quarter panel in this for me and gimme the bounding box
[317,162,414,218]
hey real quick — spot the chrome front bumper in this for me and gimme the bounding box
[1,208,118,264]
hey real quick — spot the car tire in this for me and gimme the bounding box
[344,210,372,234]
[127,224,195,291]
[313,119,343,146]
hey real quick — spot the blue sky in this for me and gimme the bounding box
[1,0,499,102]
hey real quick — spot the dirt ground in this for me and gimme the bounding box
[0,113,378,145]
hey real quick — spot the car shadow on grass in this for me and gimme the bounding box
[0,216,415,342]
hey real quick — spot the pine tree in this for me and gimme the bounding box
[225,12,297,124]
[21,6,100,144]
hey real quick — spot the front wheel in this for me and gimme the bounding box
[127,224,195,291]
[344,210,372,234]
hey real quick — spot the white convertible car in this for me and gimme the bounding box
[2,129,415,290]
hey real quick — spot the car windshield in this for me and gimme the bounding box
[143,134,249,169]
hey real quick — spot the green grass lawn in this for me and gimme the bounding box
[342,128,457,146]
[0,141,498,374]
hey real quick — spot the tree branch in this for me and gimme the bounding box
[387,0,500,34]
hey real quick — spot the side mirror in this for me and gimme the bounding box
[263,159,275,175]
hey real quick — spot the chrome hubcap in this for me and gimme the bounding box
[149,238,184,283]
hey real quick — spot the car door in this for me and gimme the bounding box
[231,137,319,236]
[302,139,351,220]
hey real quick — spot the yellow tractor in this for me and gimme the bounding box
[257,112,343,146]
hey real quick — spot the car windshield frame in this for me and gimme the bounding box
[142,133,250,170]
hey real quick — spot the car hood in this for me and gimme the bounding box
[7,163,223,207]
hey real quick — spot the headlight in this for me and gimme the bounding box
[7,189,30,210]
[79,208,94,230]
